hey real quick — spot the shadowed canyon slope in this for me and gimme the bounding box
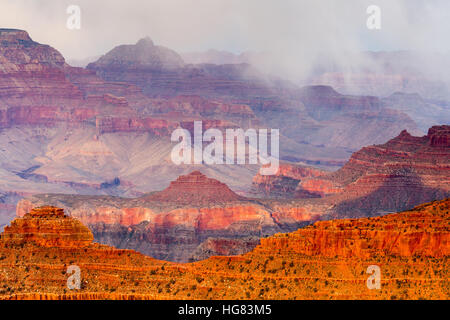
[255,126,450,208]
[297,125,450,218]
[0,200,448,300]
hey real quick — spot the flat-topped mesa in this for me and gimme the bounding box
[0,28,33,42]
[145,171,243,205]
[0,28,65,67]
[1,206,93,248]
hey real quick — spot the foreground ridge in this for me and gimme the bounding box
[0,199,449,300]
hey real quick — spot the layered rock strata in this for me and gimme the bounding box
[1,199,448,300]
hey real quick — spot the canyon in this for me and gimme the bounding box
[0,28,449,262]
[0,28,436,231]
[16,125,450,262]
[0,26,448,300]
[16,171,323,262]
[0,199,448,300]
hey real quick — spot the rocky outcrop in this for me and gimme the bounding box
[0,29,145,129]
[259,199,449,258]
[1,206,93,247]
[0,29,65,67]
[1,199,448,300]
[296,126,450,216]
[146,171,243,205]
[252,125,449,209]
[0,29,85,128]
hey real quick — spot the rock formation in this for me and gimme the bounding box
[16,171,329,262]
[1,199,448,300]
[87,37,422,155]
[146,171,243,205]
[296,125,450,217]
[0,28,447,263]
[87,38,275,99]
[17,124,450,261]
[88,37,185,71]
[0,29,426,214]
[1,206,93,247]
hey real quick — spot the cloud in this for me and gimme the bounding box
[1,0,448,82]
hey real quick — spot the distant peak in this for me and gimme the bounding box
[145,171,243,205]
[88,36,185,70]
[399,129,411,136]
[136,36,154,46]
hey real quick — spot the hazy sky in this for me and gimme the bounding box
[1,0,449,61]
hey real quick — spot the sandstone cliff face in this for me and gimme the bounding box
[250,126,449,218]
[1,206,93,248]
[0,29,147,130]
[0,29,85,128]
[1,200,448,300]
[259,199,449,259]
